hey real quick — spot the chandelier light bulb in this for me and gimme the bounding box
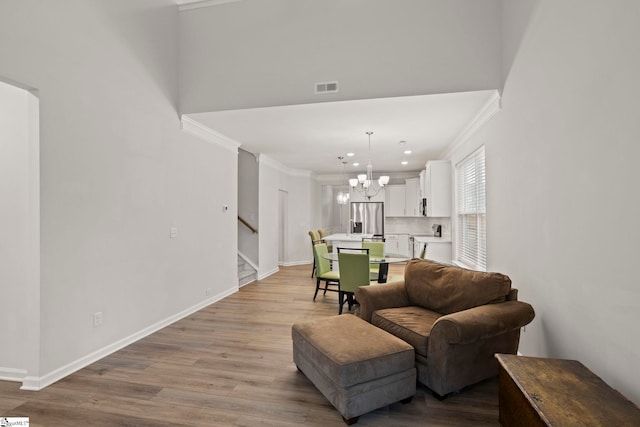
[347,131,388,200]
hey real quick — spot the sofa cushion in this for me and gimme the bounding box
[404,259,512,315]
[372,306,442,357]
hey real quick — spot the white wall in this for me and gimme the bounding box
[179,0,502,113]
[287,171,314,265]
[0,80,40,381]
[258,157,281,278]
[448,0,640,404]
[320,185,348,235]
[0,0,237,387]
[258,156,313,276]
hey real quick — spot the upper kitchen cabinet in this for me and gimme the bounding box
[385,178,424,217]
[404,177,422,217]
[423,160,452,217]
[384,185,405,216]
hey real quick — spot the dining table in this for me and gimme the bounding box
[322,252,409,283]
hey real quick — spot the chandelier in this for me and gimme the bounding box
[336,157,350,205]
[348,131,389,200]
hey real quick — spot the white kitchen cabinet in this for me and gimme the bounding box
[385,234,399,254]
[424,242,451,264]
[385,233,410,257]
[404,177,422,216]
[384,185,405,216]
[413,239,452,264]
[424,160,452,217]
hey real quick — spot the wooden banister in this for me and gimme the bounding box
[238,215,258,234]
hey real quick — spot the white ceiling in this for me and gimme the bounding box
[176,0,243,11]
[186,90,497,176]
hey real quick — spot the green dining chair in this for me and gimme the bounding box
[312,243,340,301]
[317,229,333,253]
[419,243,427,259]
[362,241,385,281]
[337,249,371,314]
[309,230,322,277]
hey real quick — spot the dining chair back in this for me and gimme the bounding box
[419,243,427,259]
[337,251,371,314]
[362,241,385,280]
[312,243,340,301]
[309,230,322,277]
[336,247,370,254]
[318,229,333,252]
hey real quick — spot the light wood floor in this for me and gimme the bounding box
[0,263,499,426]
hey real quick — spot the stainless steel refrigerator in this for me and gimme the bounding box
[349,202,384,235]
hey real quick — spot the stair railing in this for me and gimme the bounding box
[238,215,258,234]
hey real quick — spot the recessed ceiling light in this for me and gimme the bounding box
[404,150,412,155]
[401,161,408,165]
[353,162,360,167]
[347,152,355,157]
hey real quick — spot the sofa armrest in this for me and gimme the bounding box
[355,281,410,323]
[431,301,535,345]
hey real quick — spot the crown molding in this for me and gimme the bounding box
[258,154,312,178]
[442,90,501,159]
[181,116,240,153]
[316,170,419,186]
[178,0,243,12]
[316,173,345,185]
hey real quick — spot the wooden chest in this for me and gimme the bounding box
[495,354,640,426]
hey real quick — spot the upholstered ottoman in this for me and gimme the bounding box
[292,314,416,425]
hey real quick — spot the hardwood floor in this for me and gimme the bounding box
[0,263,499,426]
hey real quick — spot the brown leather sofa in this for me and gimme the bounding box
[356,258,535,398]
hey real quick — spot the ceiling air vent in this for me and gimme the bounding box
[315,81,339,94]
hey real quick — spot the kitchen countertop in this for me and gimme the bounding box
[412,235,452,243]
[322,233,376,242]
[322,233,451,243]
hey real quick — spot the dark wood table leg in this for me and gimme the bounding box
[378,262,389,283]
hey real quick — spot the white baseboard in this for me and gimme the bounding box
[0,367,27,382]
[257,267,279,280]
[279,259,311,267]
[19,286,238,391]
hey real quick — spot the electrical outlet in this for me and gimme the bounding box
[205,288,213,297]
[170,227,178,238]
[93,311,103,327]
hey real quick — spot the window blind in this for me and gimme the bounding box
[455,146,486,271]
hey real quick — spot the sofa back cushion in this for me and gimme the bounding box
[404,259,512,314]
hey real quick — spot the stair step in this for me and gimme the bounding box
[239,270,256,286]
[237,255,256,286]
[238,269,253,279]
